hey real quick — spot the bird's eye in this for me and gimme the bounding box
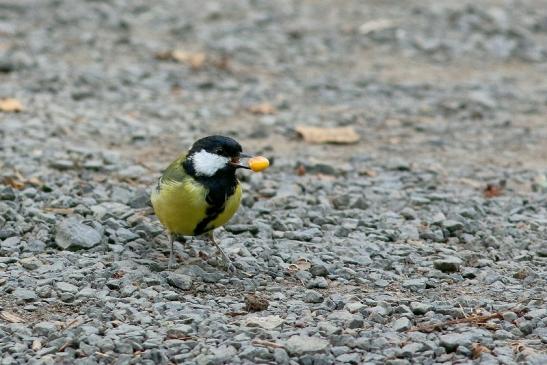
[215,147,224,155]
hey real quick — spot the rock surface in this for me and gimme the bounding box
[0,1,545,364]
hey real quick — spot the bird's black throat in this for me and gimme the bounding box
[183,160,238,235]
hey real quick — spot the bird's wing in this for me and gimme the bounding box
[159,153,188,186]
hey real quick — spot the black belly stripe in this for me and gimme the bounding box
[194,201,226,235]
[194,180,237,236]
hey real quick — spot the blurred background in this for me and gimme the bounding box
[1,0,546,188]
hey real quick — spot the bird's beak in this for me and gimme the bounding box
[229,153,251,169]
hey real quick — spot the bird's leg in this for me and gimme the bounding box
[168,233,175,270]
[206,231,235,273]
[167,234,185,270]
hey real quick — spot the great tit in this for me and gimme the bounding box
[151,135,265,271]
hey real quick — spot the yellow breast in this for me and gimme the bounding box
[150,177,242,236]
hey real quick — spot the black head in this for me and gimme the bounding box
[188,135,243,159]
[184,135,248,177]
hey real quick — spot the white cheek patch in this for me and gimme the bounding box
[191,150,229,176]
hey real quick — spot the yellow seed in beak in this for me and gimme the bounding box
[248,156,270,172]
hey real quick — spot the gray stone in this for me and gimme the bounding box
[55,282,79,293]
[55,218,102,249]
[345,302,365,313]
[166,273,193,290]
[401,342,424,356]
[120,285,137,297]
[525,308,547,320]
[502,311,518,322]
[306,276,328,289]
[439,333,472,352]
[517,320,534,335]
[77,287,97,297]
[26,239,46,252]
[347,317,364,329]
[392,317,412,332]
[336,353,361,363]
[410,302,431,315]
[528,354,547,365]
[197,345,237,365]
[442,220,464,232]
[20,257,41,270]
[166,325,193,338]
[309,264,329,277]
[285,335,329,355]
[433,256,463,273]
[116,228,139,243]
[304,289,324,303]
[14,288,37,301]
[273,348,290,365]
[402,278,427,291]
[399,224,419,241]
[34,321,58,336]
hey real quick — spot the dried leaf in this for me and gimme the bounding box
[295,165,306,176]
[27,177,44,186]
[3,176,25,189]
[483,183,503,198]
[252,339,284,349]
[225,311,248,317]
[287,258,311,273]
[244,294,269,312]
[359,169,377,177]
[0,310,24,323]
[3,173,43,190]
[0,98,23,112]
[471,343,490,359]
[358,19,396,35]
[481,322,500,330]
[111,271,125,279]
[212,55,230,70]
[296,126,360,144]
[32,339,42,351]
[156,50,206,69]
[43,207,75,215]
[247,102,276,115]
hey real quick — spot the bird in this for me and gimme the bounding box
[150,135,268,271]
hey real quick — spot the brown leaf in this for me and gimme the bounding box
[244,294,269,312]
[296,126,360,144]
[0,98,23,112]
[3,173,43,190]
[295,164,306,176]
[0,310,24,323]
[483,183,503,198]
[212,55,231,70]
[3,176,25,189]
[247,102,276,115]
[359,169,377,177]
[471,343,491,359]
[111,271,125,279]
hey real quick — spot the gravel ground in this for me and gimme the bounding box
[1,0,547,364]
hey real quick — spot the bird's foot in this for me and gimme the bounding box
[166,234,186,271]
